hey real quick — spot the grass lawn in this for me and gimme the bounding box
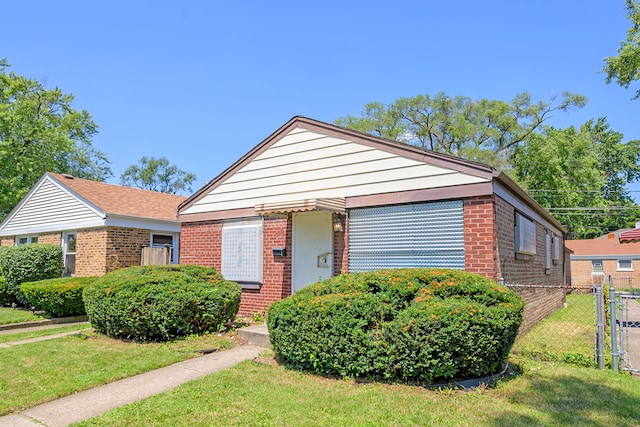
[0,307,48,325]
[73,292,639,427]
[3,291,639,426]
[0,329,233,415]
[0,322,90,343]
[512,293,597,366]
[73,356,640,427]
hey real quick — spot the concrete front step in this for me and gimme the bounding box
[237,323,270,346]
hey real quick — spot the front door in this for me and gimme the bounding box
[292,211,333,293]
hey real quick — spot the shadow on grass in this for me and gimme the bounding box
[491,371,640,426]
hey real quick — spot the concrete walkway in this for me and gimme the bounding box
[0,343,263,427]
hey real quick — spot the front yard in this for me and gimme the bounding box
[1,295,639,426]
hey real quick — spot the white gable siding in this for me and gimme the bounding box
[0,179,104,235]
[182,128,490,215]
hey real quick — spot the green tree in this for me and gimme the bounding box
[513,118,640,239]
[604,1,640,98]
[0,59,111,218]
[120,156,196,194]
[335,91,586,170]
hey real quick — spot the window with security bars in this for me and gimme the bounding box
[348,200,464,272]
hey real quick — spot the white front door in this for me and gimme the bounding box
[292,211,333,293]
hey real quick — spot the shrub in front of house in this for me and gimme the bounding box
[0,276,9,306]
[0,244,63,306]
[21,277,95,317]
[267,268,524,385]
[83,265,241,342]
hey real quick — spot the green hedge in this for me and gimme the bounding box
[83,265,241,342]
[267,268,524,384]
[0,276,9,306]
[0,244,63,305]
[21,277,95,317]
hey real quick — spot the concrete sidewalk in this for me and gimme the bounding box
[0,343,263,427]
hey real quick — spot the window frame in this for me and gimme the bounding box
[15,235,38,245]
[515,212,536,258]
[62,231,77,277]
[221,217,263,288]
[617,259,633,272]
[592,259,604,275]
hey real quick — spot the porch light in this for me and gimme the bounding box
[333,216,343,232]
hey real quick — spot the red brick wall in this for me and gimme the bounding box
[180,220,222,267]
[0,237,13,246]
[179,217,294,316]
[493,196,566,334]
[464,196,498,280]
[242,217,292,315]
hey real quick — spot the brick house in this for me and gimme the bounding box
[566,227,640,290]
[0,172,185,276]
[178,116,567,333]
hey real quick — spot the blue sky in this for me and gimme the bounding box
[3,1,639,198]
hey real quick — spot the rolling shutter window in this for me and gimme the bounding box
[348,200,464,272]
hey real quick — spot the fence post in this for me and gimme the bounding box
[610,286,619,374]
[595,285,605,369]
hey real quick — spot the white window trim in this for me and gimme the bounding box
[592,260,604,274]
[221,217,263,287]
[617,259,633,272]
[15,235,38,245]
[150,232,179,264]
[62,231,77,277]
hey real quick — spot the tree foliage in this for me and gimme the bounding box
[0,59,111,218]
[336,91,586,170]
[604,1,640,99]
[513,118,640,239]
[337,92,640,239]
[120,156,196,194]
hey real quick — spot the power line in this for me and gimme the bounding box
[547,206,640,211]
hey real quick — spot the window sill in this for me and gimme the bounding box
[515,253,534,261]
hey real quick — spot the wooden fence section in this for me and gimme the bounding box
[141,246,172,265]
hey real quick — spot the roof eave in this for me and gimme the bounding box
[178,116,496,213]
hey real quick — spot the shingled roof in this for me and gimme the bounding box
[48,172,186,221]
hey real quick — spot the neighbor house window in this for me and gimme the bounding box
[592,260,604,274]
[63,232,77,276]
[515,212,536,257]
[151,234,173,248]
[16,235,38,245]
[618,259,633,272]
[221,217,263,288]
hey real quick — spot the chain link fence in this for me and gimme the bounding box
[511,275,640,373]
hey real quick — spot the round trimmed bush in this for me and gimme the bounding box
[21,277,95,317]
[83,265,241,341]
[267,268,524,384]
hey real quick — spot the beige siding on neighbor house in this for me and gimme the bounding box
[1,179,103,234]
[182,127,490,215]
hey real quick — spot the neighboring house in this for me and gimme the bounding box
[0,172,185,276]
[566,226,640,290]
[178,116,567,332]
